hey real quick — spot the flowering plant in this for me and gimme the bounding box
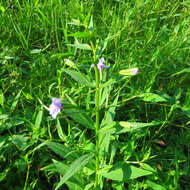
[37,13,157,190]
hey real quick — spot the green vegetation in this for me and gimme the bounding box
[0,0,190,189]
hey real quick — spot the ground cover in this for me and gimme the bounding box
[0,0,190,189]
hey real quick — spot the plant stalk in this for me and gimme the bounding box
[24,163,30,190]
[95,65,100,188]
[90,39,99,188]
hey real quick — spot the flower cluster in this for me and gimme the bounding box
[97,58,110,70]
[91,57,110,71]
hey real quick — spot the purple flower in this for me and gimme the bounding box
[132,68,139,75]
[97,58,110,71]
[49,98,62,118]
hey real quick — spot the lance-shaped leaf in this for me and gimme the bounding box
[56,119,67,140]
[67,38,92,50]
[11,90,22,111]
[55,154,94,190]
[88,15,93,32]
[99,121,161,134]
[98,162,152,181]
[0,90,4,106]
[64,108,95,130]
[96,33,110,56]
[68,32,90,38]
[139,93,167,103]
[46,142,79,160]
[63,69,95,87]
[29,141,79,160]
[146,180,166,190]
[42,160,85,190]
[171,67,190,76]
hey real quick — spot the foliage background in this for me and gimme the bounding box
[0,0,190,189]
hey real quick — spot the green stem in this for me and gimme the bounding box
[24,162,30,190]
[90,39,99,188]
[90,41,96,62]
[95,66,100,188]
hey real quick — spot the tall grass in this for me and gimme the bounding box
[0,0,190,189]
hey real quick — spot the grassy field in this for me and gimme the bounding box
[0,0,190,189]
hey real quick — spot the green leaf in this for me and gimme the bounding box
[34,108,43,130]
[104,94,119,123]
[182,90,190,118]
[11,90,22,111]
[171,68,190,76]
[96,33,110,56]
[0,5,5,13]
[29,141,78,160]
[67,41,92,50]
[99,121,161,134]
[55,154,94,190]
[100,78,117,88]
[42,160,84,190]
[28,141,49,154]
[140,163,156,172]
[68,19,82,26]
[50,53,72,59]
[65,93,78,106]
[84,8,92,29]
[30,49,42,54]
[0,116,24,134]
[64,109,94,130]
[22,91,33,100]
[0,135,8,148]
[46,142,78,160]
[0,168,9,182]
[99,131,111,159]
[32,108,43,141]
[63,69,95,87]
[88,15,93,32]
[84,183,94,190]
[146,180,166,190]
[99,95,119,159]
[64,59,76,68]
[139,93,167,102]
[12,135,29,151]
[117,121,161,134]
[66,180,85,190]
[0,114,9,120]
[98,162,152,181]
[0,90,4,106]
[56,119,67,140]
[111,181,125,190]
[181,107,190,118]
[68,32,90,38]
[100,86,109,107]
